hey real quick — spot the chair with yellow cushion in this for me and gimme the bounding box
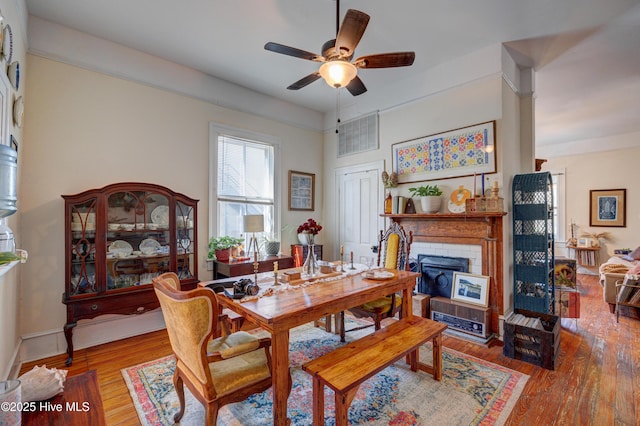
[339,222,413,342]
[156,271,245,335]
[153,276,284,425]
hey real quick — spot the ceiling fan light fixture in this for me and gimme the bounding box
[319,60,357,88]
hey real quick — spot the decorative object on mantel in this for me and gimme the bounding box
[589,188,626,227]
[297,218,322,276]
[392,121,496,183]
[408,184,442,213]
[404,198,416,214]
[466,179,504,212]
[381,170,398,214]
[448,185,471,213]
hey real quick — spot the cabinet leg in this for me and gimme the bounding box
[64,322,77,366]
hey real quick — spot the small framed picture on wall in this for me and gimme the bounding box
[288,170,315,211]
[590,188,626,227]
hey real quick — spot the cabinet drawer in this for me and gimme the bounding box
[67,290,159,320]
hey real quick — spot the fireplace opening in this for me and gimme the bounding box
[417,254,470,298]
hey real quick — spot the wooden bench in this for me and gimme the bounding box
[302,315,447,426]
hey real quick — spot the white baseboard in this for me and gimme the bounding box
[18,310,166,366]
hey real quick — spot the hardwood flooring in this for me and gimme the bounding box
[20,274,639,425]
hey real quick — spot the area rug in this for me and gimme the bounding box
[123,321,528,425]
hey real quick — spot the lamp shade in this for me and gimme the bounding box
[319,60,357,88]
[243,214,264,233]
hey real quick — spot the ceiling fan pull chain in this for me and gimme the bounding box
[335,89,341,134]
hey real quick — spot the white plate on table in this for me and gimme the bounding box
[363,270,395,280]
[151,206,169,226]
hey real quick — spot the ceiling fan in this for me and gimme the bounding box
[264,1,415,96]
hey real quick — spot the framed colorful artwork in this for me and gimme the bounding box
[589,188,626,227]
[392,121,496,183]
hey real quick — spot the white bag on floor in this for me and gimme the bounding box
[18,365,68,402]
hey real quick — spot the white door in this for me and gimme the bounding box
[335,161,384,266]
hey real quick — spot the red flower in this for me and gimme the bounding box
[297,218,322,235]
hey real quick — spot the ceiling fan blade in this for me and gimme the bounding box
[354,52,416,68]
[335,9,370,58]
[346,76,367,96]
[287,72,322,90]
[264,42,324,62]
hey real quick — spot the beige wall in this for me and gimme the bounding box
[19,55,322,360]
[543,147,640,264]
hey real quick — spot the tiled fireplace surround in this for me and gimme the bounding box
[385,212,507,335]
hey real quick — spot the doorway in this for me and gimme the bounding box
[335,161,384,265]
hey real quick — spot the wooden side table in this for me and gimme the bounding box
[22,370,106,425]
[212,255,294,279]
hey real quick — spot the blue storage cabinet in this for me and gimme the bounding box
[512,172,555,313]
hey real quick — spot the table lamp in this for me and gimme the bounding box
[243,214,264,258]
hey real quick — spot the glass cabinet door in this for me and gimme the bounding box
[106,191,170,290]
[68,198,98,296]
[176,201,195,280]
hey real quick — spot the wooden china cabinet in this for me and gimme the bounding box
[62,182,198,365]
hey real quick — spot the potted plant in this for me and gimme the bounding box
[408,184,443,213]
[261,233,281,256]
[208,236,244,262]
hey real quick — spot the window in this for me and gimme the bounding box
[550,170,566,243]
[210,124,280,245]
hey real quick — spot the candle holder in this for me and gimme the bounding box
[253,254,259,285]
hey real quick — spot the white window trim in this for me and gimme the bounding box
[209,122,282,239]
[550,168,566,244]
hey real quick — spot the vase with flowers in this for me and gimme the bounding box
[297,218,322,276]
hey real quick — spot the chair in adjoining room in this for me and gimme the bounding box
[153,277,281,425]
[339,222,413,342]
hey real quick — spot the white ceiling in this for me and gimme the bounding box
[25,0,640,155]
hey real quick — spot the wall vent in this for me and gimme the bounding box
[338,112,378,157]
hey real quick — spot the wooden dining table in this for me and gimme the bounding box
[202,268,420,426]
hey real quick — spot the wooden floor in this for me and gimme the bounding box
[20,274,639,425]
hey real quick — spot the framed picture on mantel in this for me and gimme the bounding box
[590,188,626,227]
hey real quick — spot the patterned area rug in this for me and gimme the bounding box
[122,321,528,425]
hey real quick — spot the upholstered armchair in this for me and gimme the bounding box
[339,222,413,342]
[153,277,281,425]
[156,271,244,335]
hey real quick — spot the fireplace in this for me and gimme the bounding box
[383,212,506,335]
[418,254,469,298]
